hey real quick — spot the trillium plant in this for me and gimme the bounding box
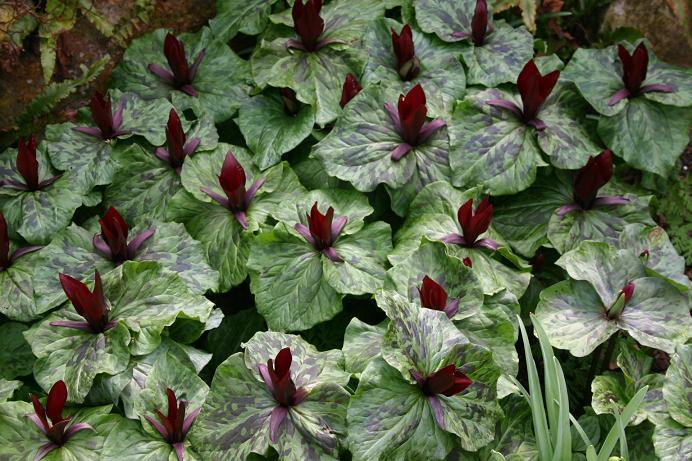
[148,33,205,97]
[3,2,692,461]
[28,380,94,460]
[145,388,200,461]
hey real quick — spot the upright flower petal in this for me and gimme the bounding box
[89,91,115,140]
[306,202,334,250]
[165,109,187,168]
[164,33,191,87]
[470,0,489,47]
[17,136,39,190]
[457,198,493,246]
[340,73,362,108]
[57,271,111,333]
[292,0,324,52]
[99,207,130,263]
[572,150,613,209]
[418,276,448,311]
[517,60,560,122]
[45,380,67,425]
[618,43,648,95]
[391,24,420,80]
[397,84,427,145]
[418,364,473,397]
[218,152,247,210]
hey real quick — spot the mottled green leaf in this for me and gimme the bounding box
[0,322,34,379]
[311,85,450,215]
[102,417,201,461]
[238,91,315,170]
[598,98,691,177]
[653,416,692,461]
[209,0,280,41]
[0,250,41,321]
[342,318,387,377]
[663,345,692,428]
[113,27,250,123]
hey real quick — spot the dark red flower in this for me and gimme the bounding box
[415,364,473,397]
[0,211,42,272]
[73,92,127,141]
[53,271,116,333]
[258,348,308,443]
[145,388,200,461]
[340,73,362,108]
[294,202,347,262]
[471,0,489,47]
[16,136,39,190]
[148,33,205,97]
[517,60,560,122]
[292,0,325,52]
[384,84,446,160]
[397,84,427,145]
[391,24,420,80]
[418,276,459,317]
[418,276,447,311]
[92,207,154,264]
[573,150,613,209]
[201,152,266,230]
[458,198,493,246]
[462,257,472,268]
[279,87,300,116]
[28,380,93,458]
[154,109,200,172]
[608,43,674,105]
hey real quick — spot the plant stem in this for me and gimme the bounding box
[600,334,618,373]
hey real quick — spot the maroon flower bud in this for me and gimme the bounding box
[418,276,459,317]
[73,92,127,141]
[148,33,205,97]
[145,388,200,461]
[54,271,115,333]
[17,136,39,190]
[200,152,266,230]
[28,380,94,458]
[517,60,560,122]
[470,0,489,47]
[416,364,473,397]
[572,150,613,209]
[458,198,493,247]
[397,84,427,145]
[292,0,325,52]
[279,87,300,116]
[154,109,201,174]
[463,257,472,268]
[340,73,362,108]
[92,207,154,264]
[294,202,347,262]
[608,43,674,105]
[391,24,421,80]
[621,283,635,304]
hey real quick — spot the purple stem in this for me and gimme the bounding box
[418,119,446,143]
[592,196,630,207]
[390,143,414,161]
[269,406,289,443]
[189,50,206,81]
[245,178,266,204]
[233,211,249,230]
[200,187,230,208]
[10,245,42,262]
[127,229,155,257]
[443,299,460,318]
[2,179,28,190]
[34,442,59,461]
[63,422,95,438]
[148,64,175,84]
[49,320,96,332]
[172,442,186,461]
[487,99,523,118]
[526,118,547,131]
[38,175,62,189]
[322,247,343,263]
[607,88,630,106]
[450,31,470,39]
[145,415,169,439]
[474,238,498,251]
[183,138,201,156]
[440,233,465,245]
[182,407,201,434]
[72,126,103,139]
[294,223,316,247]
[409,369,425,387]
[258,364,274,394]
[639,83,674,94]
[331,216,348,237]
[92,235,113,259]
[427,395,446,430]
[293,387,308,406]
[27,414,47,435]
[384,103,402,134]
[556,203,582,217]
[155,147,170,162]
[112,102,125,132]
[180,84,198,97]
